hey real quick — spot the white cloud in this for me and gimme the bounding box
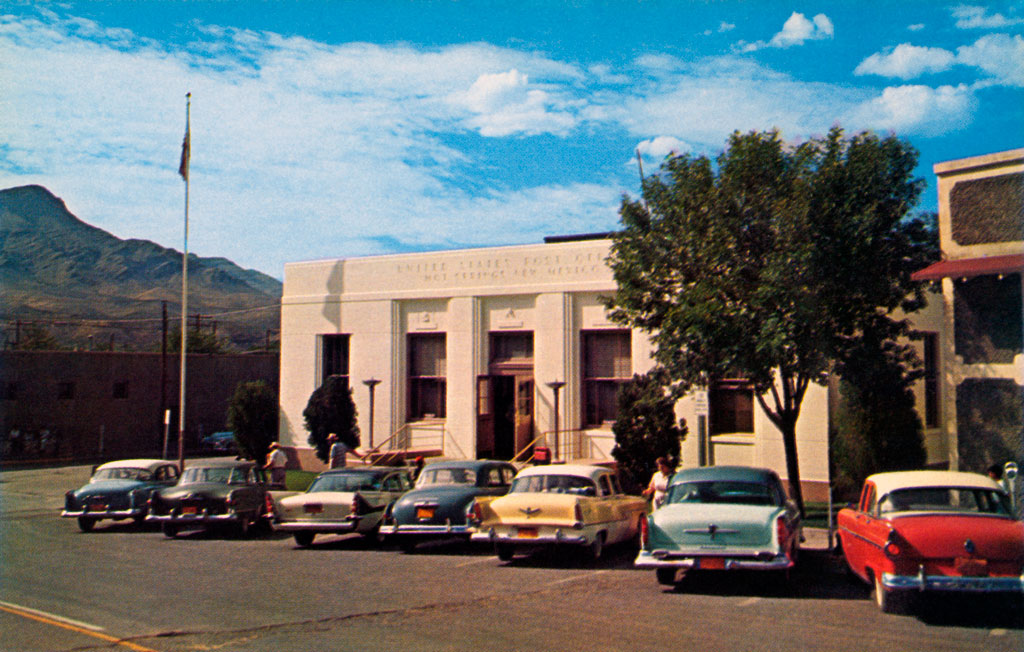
[770,12,834,48]
[854,43,956,79]
[636,136,691,161]
[952,5,1024,29]
[452,69,578,137]
[957,33,1024,86]
[908,23,926,32]
[846,84,977,136]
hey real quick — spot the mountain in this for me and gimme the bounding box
[0,185,281,351]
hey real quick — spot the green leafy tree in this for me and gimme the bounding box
[831,330,926,500]
[226,380,279,462]
[612,370,687,494]
[302,375,359,463]
[17,323,64,350]
[165,325,227,354]
[607,127,937,514]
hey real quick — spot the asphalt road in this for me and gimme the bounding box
[1,463,1021,652]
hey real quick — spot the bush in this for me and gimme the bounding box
[302,375,359,464]
[611,370,686,494]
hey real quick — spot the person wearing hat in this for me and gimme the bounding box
[328,433,363,469]
[264,442,288,487]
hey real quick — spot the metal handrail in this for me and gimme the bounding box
[509,429,611,465]
[364,421,447,464]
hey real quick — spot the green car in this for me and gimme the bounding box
[147,459,269,537]
[635,465,801,586]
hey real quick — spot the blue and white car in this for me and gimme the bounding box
[62,459,180,532]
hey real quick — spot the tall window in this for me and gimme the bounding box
[409,333,446,420]
[320,334,350,386]
[710,380,754,434]
[582,330,631,426]
[923,332,939,428]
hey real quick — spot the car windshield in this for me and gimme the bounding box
[666,480,777,506]
[307,473,383,493]
[416,467,476,488]
[92,467,152,482]
[180,466,244,484]
[509,474,597,496]
[879,486,1012,516]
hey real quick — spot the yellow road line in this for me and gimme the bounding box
[0,602,159,652]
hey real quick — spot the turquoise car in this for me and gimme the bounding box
[635,465,801,586]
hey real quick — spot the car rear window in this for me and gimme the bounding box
[666,480,776,506]
[879,487,1012,516]
[509,474,597,496]
[417,467,476,488]
[308,473,384,493]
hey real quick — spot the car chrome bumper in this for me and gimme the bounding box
[61,508,143,519]
[635,549,794,571]
[883,570,1024,593]
[147,511,243,526]
[272,520,360,534]
[380,522,472,536]
[470,527,587,546]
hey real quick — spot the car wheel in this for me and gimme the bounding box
[496,544,514,562]
[656,567,677,586]
[588,532,605,561]
[873,573,906,614]
[132,514,146,526]
[293,531,315,547]
[236,513,254,537]
[162,523,179,538]
[400,539,418,554]
[77,517,96,532]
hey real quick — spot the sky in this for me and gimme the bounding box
[2,1,1022,280]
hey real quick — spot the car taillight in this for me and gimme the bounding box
[640,516,649,548]
[468,501,482,525]
[264,493,275,516]
[574,502,583,525]
[351,494,368,516]
[776,516,788,551]
[883,531,902,559]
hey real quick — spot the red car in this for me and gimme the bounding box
[837,470,1024,614]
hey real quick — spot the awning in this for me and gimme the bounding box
[911,253,1024,281]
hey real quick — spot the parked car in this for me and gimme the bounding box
[634,465,801,586]
[837,470,1024,614]
[267,466,414,547]
[381,460,518,552]
[470,464,646,562]
[147,459,269,537]
[200,430,237,454]
[62,459,181,532]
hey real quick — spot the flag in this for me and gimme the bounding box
[178,124,190,181]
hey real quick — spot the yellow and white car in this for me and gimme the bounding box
[470,464,646,562]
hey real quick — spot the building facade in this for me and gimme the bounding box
[912,148,1024,474]
[0,350,279,462]
[279,235,947,500]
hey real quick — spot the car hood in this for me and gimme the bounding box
[74,479,149,496]
[892,514,1024,561]
[649,503,783,549]
[158,483,235,500]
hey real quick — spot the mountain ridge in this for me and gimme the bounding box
[0,185,281,351]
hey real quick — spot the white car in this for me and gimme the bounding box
[268,466,413,547]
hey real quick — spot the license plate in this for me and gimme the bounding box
[87,504,108,512]
[700,557,726,570]
[304,504,323,514]
[955,557,988,576]
[182,506,198,515]
[416,507,436,520]
[517,527,538,539]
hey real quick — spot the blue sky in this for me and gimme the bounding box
[2,1,1022,279]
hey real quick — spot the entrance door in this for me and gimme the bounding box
[476,375,495,459]
[514,378,534,455]
[477,374,533,460]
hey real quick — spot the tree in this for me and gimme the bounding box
[611,370,687,494]
[303,375,359,464]
[831,329,927,500]
[165,325,227,354]
[607,127,938,514]
[226,380,279,463]
[16,323,64,350]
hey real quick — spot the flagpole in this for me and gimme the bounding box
[178,92,191,472]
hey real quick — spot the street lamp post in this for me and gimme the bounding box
[546,381,565,459]
[363,378,381,449]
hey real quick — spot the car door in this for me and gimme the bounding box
[840,482,876,580]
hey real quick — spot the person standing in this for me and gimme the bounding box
[328,433,364,469]
[642,456,674,508]
[264,442,288,486]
